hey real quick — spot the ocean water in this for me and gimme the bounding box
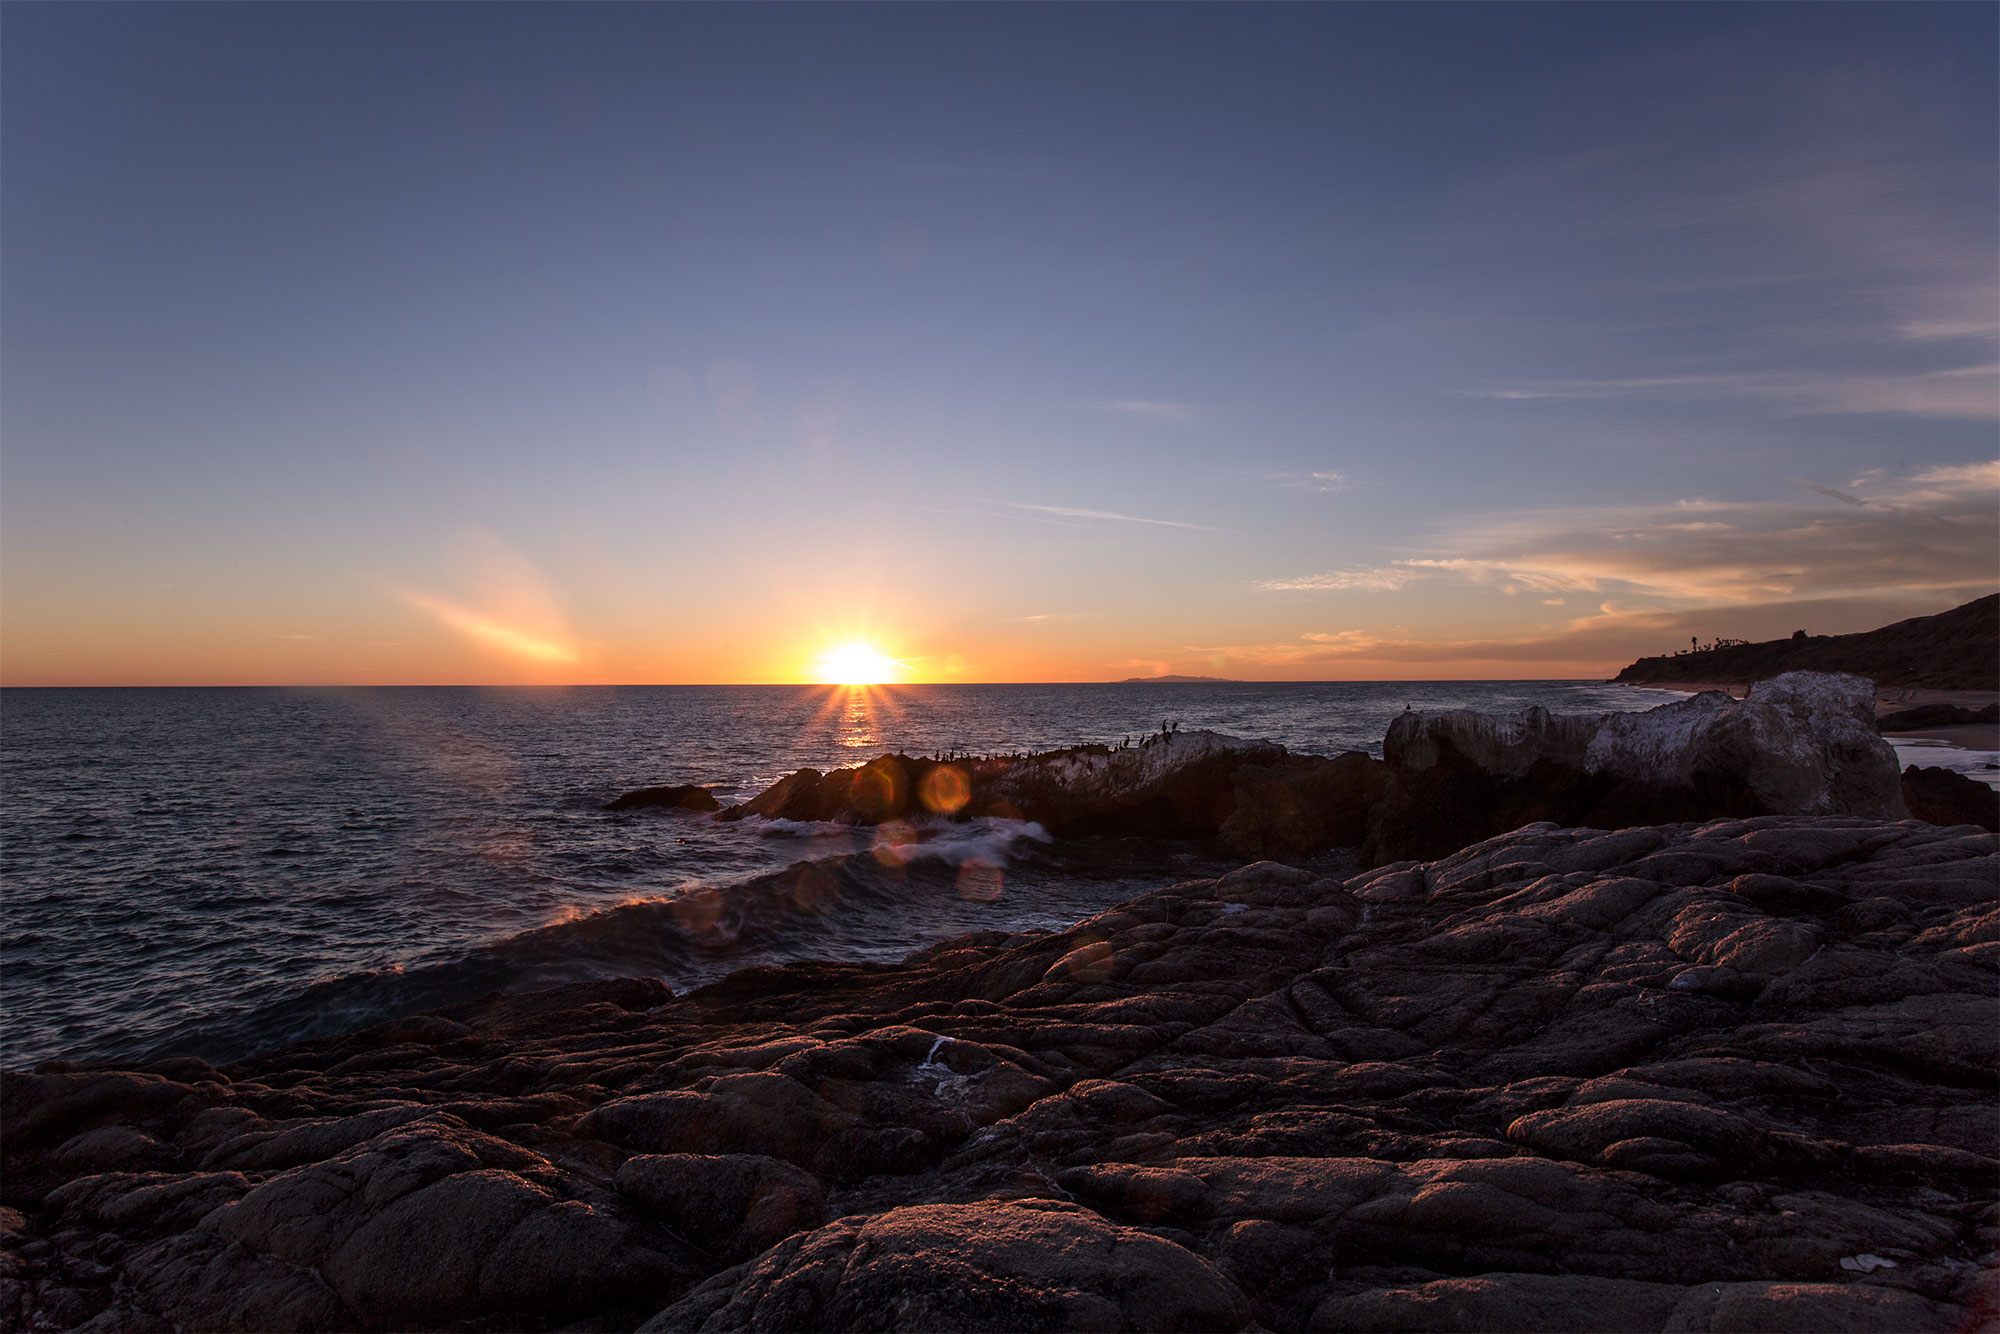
[3,680,1983,1070]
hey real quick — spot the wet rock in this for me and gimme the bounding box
[1219,752,1388,859]
[607,784,723,813]
[45,1171,252,1236]
[579,1072,871,1176]
[720,733,1289,838]
[636,1200,1250,1332]
[2,816,1991,1331]
[1505,1098,1774,1179]
[1309,1272,1688,1333]
[197,1116,691,1329]
[717,767,833,822]
[1310,1274,1962,1333]
[52,1126,179,1176]
[1877,702,2000,731]
[1663,1281,1963,1333]
[1901,765,1999,831]
[615,1153,826,1262]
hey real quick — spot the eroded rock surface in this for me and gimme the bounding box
[4,817,1994,1332]
[1371,673,1908,860]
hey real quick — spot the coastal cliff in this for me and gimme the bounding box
[1612,595,1999,691]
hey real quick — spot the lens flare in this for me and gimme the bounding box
[918,765,971,815]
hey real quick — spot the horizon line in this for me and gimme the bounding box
[0,676,1642,689]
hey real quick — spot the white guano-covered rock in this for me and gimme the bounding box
[1687,672,1906,817]
[1389,673,1905,820]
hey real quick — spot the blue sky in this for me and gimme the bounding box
[4,3,1994,683]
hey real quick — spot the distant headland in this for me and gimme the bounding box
[1612,593,1998,691]
[1117,674,1243,683]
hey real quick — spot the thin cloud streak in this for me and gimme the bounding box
[1466,365,1999,420]
[1260,568,1417,593]
[1274,470,1351,493]
[1007,503,1217,531]
[1191,594,1982,675]
[1789,478,1869,508]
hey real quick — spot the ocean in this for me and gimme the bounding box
[4,680,1989,1069]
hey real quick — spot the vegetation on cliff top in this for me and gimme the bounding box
[1613,594,1998,691]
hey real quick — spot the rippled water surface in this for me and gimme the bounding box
[6,680,1715,1066]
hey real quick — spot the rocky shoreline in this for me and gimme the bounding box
[667,672,1998,853]
[4,676,1997,1333]
[5,816,1994,1332]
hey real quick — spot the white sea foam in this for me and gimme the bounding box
[916,816,1051,864]
[755,813,1051,866]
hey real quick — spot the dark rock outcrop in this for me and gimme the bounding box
[703,675,1935,865]
[614,1153,826,1263]
[1901,765,2000,832]
[717,732,1287,839]
[1218,751,1388,859]
[606,785,723,813]
[641,1200,1250,1332]
[1614,593,2000,691]
[4,817,1993,1332]
[1369,673,1907,861]
[1878,702,2000,732]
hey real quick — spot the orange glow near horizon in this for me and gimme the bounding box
[811,642,906,685]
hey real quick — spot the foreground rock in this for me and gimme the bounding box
[5,816,1994,1332]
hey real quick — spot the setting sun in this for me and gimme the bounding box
[812,642,905,685]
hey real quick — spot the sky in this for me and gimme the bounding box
[3,3,1995,686]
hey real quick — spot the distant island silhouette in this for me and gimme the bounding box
[1117,674,1243,683]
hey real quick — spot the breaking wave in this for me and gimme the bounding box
[141,825,1061,1064]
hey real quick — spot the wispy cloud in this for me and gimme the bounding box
[1274,470,1351,493]
[1190,590,1980,675]
[1466,366,1998,420]
[1102,400,1195,424]
[1259,567,1417,593]
[1259,461,1997,608]
[1434,29,1998,429]
[1006,503,1217,531]
[1789,478,1868,508]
